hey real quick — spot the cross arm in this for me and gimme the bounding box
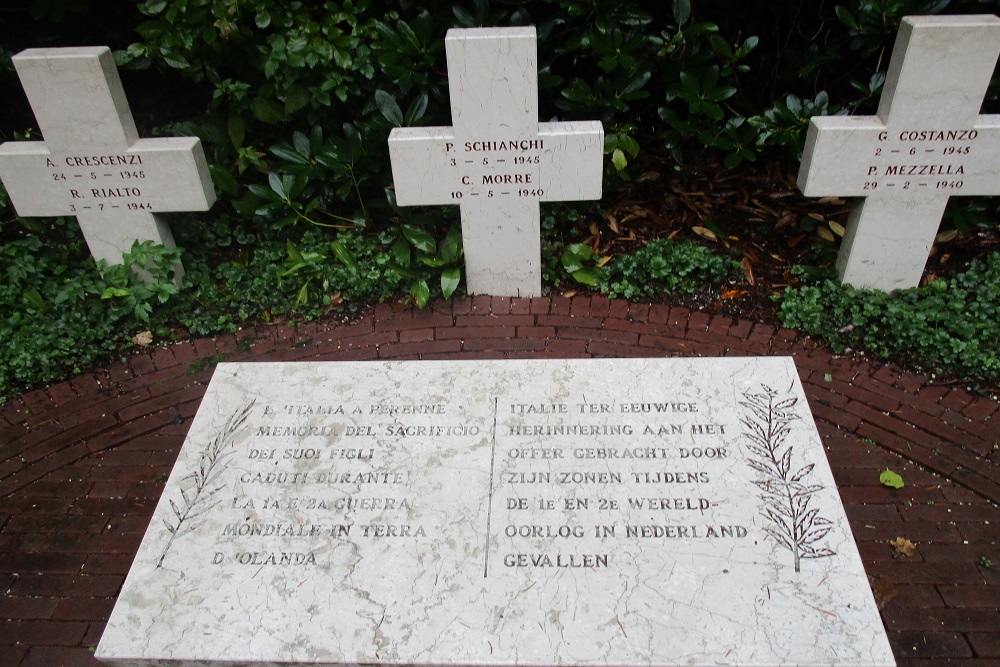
[0,136,215,217]
[0,141,68,216]
[387,126,458,206]
[388,121,604,207]
[799,115,1000,197]
[797,117,885,196]
[537,121,604,202]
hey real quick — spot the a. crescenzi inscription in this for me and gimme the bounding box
[797,15,1000,292]
[97,358,894,667]
[0,47,215,283]
[388,27,603,298]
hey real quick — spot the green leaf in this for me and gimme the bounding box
[286,239,304,265]
[412,279,430,308]
[227,115,246,149]
[284,86,310,115]
[570,267,603,287]
[294,282,310,308]
[736,36,759,59]
[162,53,191,69]
[268,172,288,199]
[441,267,461,299]
[270,145,309,165]
[208,164,238,196]
[440,226,463,264]
[140,0,167,15]
[620,70,651,96]
[879,469,905,489]
[375,89,404,126]
[330,241,358,271]
[101,287,130,299]
[672,0,691,25]
[404,93,428,126]
[292,131,311,156]
[255,10,272,29]
[250,96,283,124]
[396,20,422,52]
[562,243,594,273]
[835,5,859,30]
[710,34,732,59]
[22,288,46,311]
[611,148,627,171]
[618,134,640,157]
[391,238,410,266]
[401,224,436,254]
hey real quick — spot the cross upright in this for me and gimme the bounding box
[0,47,216,284]
[388,27,604,297]
[797,15,1000,292]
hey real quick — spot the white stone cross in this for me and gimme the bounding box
[797,15,1000,292]
[388,27,604,297]
[0,47,216,283]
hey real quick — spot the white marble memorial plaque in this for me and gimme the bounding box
[0,47,216,283]
[797,15,1000,292]
[389,27,604,298]
[98,358,894,666]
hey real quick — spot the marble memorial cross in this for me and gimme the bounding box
[797,15,1000,292]
[388,27,604,297]
[0,47,216,283]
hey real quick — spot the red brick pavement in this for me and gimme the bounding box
[1,295,998,666]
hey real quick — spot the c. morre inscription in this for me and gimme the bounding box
[97,358,894,667]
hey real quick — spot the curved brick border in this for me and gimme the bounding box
[1,295,998,666]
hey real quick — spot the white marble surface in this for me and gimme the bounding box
[98,358,894,667]
[389,27,604,298]
[0,47,215,282]
[797,15,1000,291]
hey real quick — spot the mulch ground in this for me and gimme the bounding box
[1,294,998,666]
[590,155,1000,331]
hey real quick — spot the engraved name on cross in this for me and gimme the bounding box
[797,15,1000,292]
[0,47,216,284]
[388,27,604,297]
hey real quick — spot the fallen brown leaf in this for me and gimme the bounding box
[131,331,153,346]
[868,574,898,610]
[890,536,918,559]
[740,257,756,285]
[691,226,717,241]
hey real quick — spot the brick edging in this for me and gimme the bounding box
[2,295,997,502]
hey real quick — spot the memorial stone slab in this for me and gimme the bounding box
[389,27,604,298]
[97,358,894,667]
[0,47,216,283]
[797,15,1000,292]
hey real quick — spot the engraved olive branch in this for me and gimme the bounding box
[156,400,255,568]
[740,385,835,572]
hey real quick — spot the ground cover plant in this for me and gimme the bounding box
[2,0,999,402]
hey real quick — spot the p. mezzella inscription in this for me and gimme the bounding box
[860,128,982,192]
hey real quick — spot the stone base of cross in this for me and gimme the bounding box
[0,47,216,285]
[797,15,1000,292]
[388,27,604,298]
